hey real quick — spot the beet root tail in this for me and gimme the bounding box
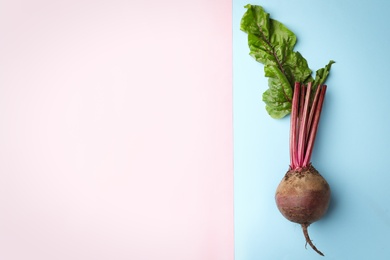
[301,223,324,256]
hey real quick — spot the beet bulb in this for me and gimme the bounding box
[275,165,330,256]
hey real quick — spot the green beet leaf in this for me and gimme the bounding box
[240,4,333,119]
[262,65,292,119]
[313,60,335,88]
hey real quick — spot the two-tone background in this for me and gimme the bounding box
[1,0,390,259]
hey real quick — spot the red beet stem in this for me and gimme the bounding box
[290,83,327,169]
[301,223,324,256]
[290,83,301,168]
[306,84,322,142]
[303,85,327,166]
[297,82,312,166]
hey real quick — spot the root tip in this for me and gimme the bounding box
[301,223,325,256]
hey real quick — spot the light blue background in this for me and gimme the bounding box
[233,0,390,259]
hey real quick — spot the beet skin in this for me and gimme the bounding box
[275,165,330,224]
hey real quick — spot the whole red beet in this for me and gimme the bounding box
[240,5,335,256]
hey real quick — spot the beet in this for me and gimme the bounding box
[275,165,330,256]
[240,5,335,255]
[275,165,330,224]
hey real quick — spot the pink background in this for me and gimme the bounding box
[0,1,233,259]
